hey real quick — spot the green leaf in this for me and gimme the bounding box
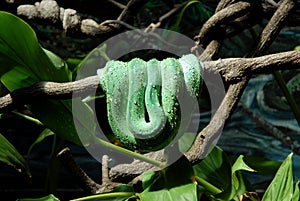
[140,156,197,201]
[0,133,31,177]
[193,146,235,200]
[17,194,60,201]
[0,11,69,87]
[30,98,95,146]
[0,11,96,145]
[112,184,135,193]
[43,48,72,81]
[243,156,281,174]
[27,129,54,159]
[262,153,294,201]
[232,155,256,173]
[231,156,256,197]
[292,180,300,201]
[70,192,136,201]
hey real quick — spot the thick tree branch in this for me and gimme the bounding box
[17,0,148,36]
[186,0,297,164]
[194,1,251,47]
[0,75,100,111]
[204,50,300,82]
[57,147,102,194]
[0,51,299,112]
[249,0,296,56]
[186,78,249,162]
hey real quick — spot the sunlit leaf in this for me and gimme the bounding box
[0,12,69,86]
[232,155,256,173]
[141,156,197,201]
[292,180,300,201]
[0,11,96,145]
[262,153,294,201]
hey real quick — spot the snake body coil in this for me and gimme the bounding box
[97,54,202,152]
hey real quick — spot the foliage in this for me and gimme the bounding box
[0,4,299,201]
[0,11,95,147]
[16,194,60,201]
[16,147,300,201]
[0,133,31,177]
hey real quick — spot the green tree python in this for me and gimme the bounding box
[97,54,202,152]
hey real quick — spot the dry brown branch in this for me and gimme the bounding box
[215,0,239,12]
[57,148,121,194]
[146,1,187,30]
[186,78,249,162]
[0,75,99,111]
[204,50,300,82]
[16,0,148,36]
[57,147,102,194]
[250,0,296,57]
[187,0,297,164]
[194,1,251,47]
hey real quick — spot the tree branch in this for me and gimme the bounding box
[0,51,299,112]
[3,0,299,189]
[57,147,102,194]
[186,0,297,164]
[0,75,100,111]
[194,1,251,47]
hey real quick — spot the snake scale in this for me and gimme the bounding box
[97,54,202,152]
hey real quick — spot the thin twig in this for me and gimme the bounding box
[105,0,127,9]
[146,1,187,30]
[238,103,300,155]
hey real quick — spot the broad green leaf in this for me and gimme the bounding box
[292,180,300,201]
[0,11,69,85]
[0,66,37,91]
[30,98,95,146]
[0,11,96,145]
[140,183,197,201]
[43,48,72,81]
[262,153,294,201]
[17,194,60,201]
[140,156,197,201]
[193,146,236,200]
[0,133,31,177]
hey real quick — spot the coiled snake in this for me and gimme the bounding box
[97,54,202,152]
